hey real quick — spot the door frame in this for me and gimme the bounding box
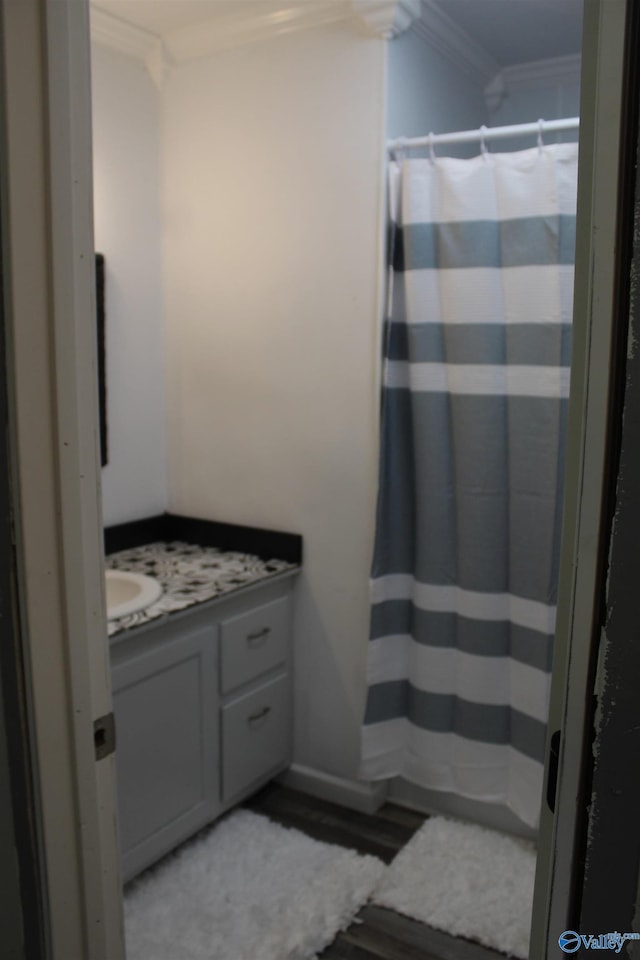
[531,0,638,955]
[2,0,639,956]
[0,2,124,958]
[0,45,46,953]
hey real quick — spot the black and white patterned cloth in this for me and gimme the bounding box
[106,541,296,636]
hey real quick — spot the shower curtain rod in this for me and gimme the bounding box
[387,116,579,152]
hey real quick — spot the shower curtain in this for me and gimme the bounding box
[360,141,578,828]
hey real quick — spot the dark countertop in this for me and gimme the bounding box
[105,512,302,564]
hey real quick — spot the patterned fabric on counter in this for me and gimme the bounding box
[106,541,296,636]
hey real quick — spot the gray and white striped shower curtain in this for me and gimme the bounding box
[360,143,578,827]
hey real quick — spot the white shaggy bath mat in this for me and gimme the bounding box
[373,816,536,958]
[124,809,385,960]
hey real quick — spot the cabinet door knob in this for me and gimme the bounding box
[246,626,271,646]
[247,706,271,726]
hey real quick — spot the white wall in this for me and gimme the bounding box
[91,44,168,526]
[491,78,580,129]
[387,29,488,152]
[387,31,580,158]
[163,21,386,778]
[488,60,581,152]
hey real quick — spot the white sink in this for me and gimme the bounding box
[105,570,162,620]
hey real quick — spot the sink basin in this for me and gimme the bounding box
[105,570,162,620]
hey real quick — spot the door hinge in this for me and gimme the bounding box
[93,712,116,761]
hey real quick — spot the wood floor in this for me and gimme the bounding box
[244,783,512,960]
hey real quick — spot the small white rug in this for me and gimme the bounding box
[124,809,385,960]
[373,816,536,959]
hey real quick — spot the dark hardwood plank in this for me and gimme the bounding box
[341,921,441,960]
[372,803,428,832]
[248,801,396,861]
[245,784,421,861]
[360,907,511,960]
[319,935,383,960]
[247,782,403,838]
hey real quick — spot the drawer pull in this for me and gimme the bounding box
[246,627,271,646]
[247,706,271,726]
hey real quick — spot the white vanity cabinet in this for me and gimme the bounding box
[110,575,295,882]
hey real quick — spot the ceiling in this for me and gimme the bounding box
[91,0,584,67]
[91,0,343,38]
[430,0,583,67]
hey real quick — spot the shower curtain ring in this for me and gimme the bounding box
[537,118,545,151]
[428,132,436,163]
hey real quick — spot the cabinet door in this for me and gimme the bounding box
[111,623,218,881]
[221,673,290,805]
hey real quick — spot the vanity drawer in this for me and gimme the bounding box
[221,673,290,803]
[220,595,289,693]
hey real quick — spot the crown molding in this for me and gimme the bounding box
[352,0,421,38]
[484,53,581,115]
[484,72,507,115]
[501,53,582,93]
[90,0,434,76]
[412,0,500,87]
[145,42,172,91]
[90,7,168,89]
[90,7,158,64]
[164,2,355,64]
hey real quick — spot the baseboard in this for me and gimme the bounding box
[277,764,389,814]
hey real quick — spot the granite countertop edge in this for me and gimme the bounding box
[105,513,303,642]
[107,566,300,647]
